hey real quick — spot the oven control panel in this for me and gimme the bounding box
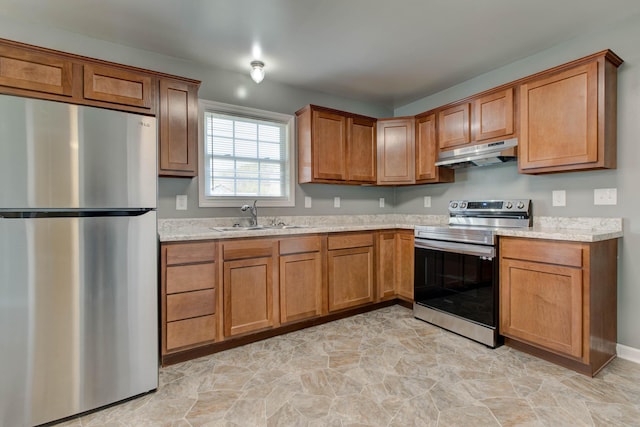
[449,199,530,213]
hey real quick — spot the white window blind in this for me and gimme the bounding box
[199,100,294,207]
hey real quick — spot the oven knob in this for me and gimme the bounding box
[460,202,467,209]
[450,202,458,208]
[517,201,525,209]
[505,202,513,209]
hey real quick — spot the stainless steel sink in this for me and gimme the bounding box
[210,225,307,232]
[209,226,265,231]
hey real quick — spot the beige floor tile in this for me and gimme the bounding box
[51,305,640,427]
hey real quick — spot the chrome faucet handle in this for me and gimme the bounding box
[240,200,258,226]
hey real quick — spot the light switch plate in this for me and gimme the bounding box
[424,196,431,208]
[304,196,312,208]
[594,188,617,205]
[176,194,188,210]
[379,198,385,208]
[552,190,566,207]
[334,197,341,208]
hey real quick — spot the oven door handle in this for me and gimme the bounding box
[414,239,495,258]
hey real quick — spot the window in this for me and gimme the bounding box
[198,100,295,207]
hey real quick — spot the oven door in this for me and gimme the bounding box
[414,238,498,327]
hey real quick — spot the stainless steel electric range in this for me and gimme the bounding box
[413,199,532,347]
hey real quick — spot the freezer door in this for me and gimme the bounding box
[0,211,158,426]
[0,94,157,210]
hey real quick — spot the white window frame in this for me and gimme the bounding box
[198,99,296,207]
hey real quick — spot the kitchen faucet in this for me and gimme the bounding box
[240,200,258,226]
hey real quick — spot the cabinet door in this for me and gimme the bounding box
[159,79,199,177]
[377,118,415,184]
[396,232,414,300]
[438,102,470,150]
[312,109,347,180]
[328,246,374,311]
[223,256,275,336]
[377,233,396,301]
[415,114,455,184]
[519,62,598,172]
[347,117,376,183]
[280,251,323,323]
[500,258,583,359]
[0,45,74,96]
[83,64,153,109]
[473,87,514,142]
[415,114,438,181]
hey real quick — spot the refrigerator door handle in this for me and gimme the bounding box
[0,209,154,219]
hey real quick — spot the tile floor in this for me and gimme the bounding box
[56,305,640,426]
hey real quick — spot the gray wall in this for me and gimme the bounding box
[396,12,640,350]
[2,12,639,350]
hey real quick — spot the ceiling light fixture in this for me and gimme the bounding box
[250,60,265,84]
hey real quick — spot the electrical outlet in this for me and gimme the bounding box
[176,194,188,210]
[334,197,341,208]
[304,196,312,208]
[552,190,566,207]
[594,188,617,205]
[379,197,385,208]
[424,196,431,208]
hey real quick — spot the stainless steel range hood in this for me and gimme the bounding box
[435,138,518,169]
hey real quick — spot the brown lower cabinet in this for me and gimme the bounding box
[377,230,414,302]
[499,236,618,376]
[221,239,279,337]
[395,230,415,300]
[279,236,325,324]
[327,233,375,311]
[160,231,412,364]
[161,241,217,355]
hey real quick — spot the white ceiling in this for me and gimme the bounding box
[2,0,640,108]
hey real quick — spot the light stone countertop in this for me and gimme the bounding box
[158,214,447,242]
[495,216,623,242]
[158,214,622,243]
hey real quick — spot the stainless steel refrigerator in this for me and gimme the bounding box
[0,94,158,426]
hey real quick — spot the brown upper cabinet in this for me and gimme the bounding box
[518,50,622,174]
[438,102,471,150]
[473,87,515,142]
[83,63,154,110]
[297,105,376,184]
[0,43,75,97]
[347,116,377,182]
[377,117,415,185]
[437,86,515,152]
[0,38,201,178]
[158,79,200,177]
[415,113,455,184]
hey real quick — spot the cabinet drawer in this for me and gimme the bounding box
[166,242,216,265]
[84,64,153,109]
[501,238,583,267]
[279,236,322,255]
[166,262,215,294]
[222,239,275,260]
[167,289,215,322]
[328,233,373,250]
[166,315,216,351]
